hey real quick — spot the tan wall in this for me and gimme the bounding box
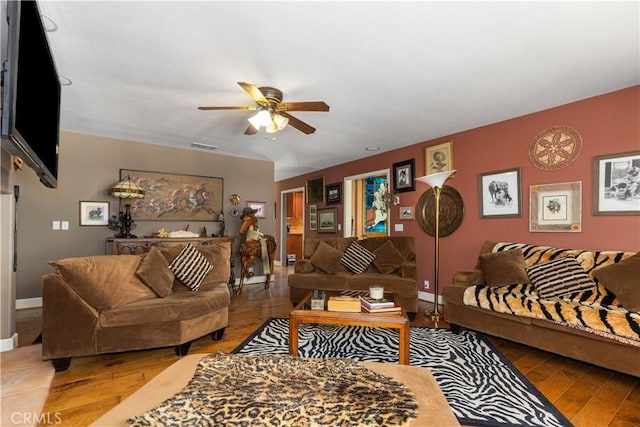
[12,131,274,299]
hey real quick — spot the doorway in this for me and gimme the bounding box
[280,188,304,267]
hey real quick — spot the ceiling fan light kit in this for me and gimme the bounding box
[199,82,329,135]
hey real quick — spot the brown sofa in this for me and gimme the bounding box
[444,241,640,377]
[42,241,232,371]
[288,236,418,319]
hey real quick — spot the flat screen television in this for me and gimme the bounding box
[1,0,60,189]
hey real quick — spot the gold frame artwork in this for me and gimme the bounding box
[425,141,454,176]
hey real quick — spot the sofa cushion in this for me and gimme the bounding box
[478,249,529,286]
[169,243,213,291]
[372,240,404,274]
[136,246,174,297]
[340,242,375,274]
[310,241,345,274]
[526,256,595,299]
[49,255,156,309]
[160,243,230,290]
[593,252,640,312]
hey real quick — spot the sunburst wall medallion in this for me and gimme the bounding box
[529,126,582,170]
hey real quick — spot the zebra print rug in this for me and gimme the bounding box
[232,318,571,427]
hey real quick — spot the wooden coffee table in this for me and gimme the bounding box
[289,291,410,364]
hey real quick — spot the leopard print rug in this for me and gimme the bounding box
[127,353,418,426]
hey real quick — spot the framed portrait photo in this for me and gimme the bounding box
[399,206,414,220]
[325,182,342,205]
[318,207,337,233]
[393,159,415,193]
[478,167,522,218]
[592,151,640,215]
[530,181,582,232]
[246,201,266,219]
[425,140,454,176]
[79,201,110,226]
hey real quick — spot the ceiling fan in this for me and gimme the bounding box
[198,82,329,135]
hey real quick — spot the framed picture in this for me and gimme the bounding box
[393,159,416,193]
[309,204,317,231]
[119,169,223,221]
[326,182,342,205]
[399,206,414,220]
[530,181,582,232]
[306,176,324,204]
[478,167,522,218]
[592,151,640,216]
[425,140,454,176]
[318,207,337,233]
[79,201,110,226]
[246,201,266,219]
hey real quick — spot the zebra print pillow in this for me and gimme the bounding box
[169,243,213,291]
[526,256,595,299]
[340,242,375,274]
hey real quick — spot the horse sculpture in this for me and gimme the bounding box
[237,208,276,294]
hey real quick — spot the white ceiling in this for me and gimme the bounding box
[34,1,640,181]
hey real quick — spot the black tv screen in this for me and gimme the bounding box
[1,0,60,188]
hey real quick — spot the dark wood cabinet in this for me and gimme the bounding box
[108,237,233,255]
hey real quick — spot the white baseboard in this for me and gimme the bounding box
[16,297,42,310]
[418,291,443,306]
[0,332,18,352]
[234,275,275,286]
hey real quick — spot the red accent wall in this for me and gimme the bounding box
[275,86,640,295]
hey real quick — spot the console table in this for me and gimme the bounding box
[107,236,233,255]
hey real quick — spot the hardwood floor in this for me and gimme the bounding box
[16,266,639,426]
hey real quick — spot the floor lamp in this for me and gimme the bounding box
[416,170,456,323]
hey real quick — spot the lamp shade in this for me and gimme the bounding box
[248,110,272,129]
[415,170,456,188]
[112,177,145,199]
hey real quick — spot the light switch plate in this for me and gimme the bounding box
[394,223,403,232]
[52,221,60,230]
[61,221,69,230]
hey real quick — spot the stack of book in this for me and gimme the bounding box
[359,295,402,313]
[327,296,361,312]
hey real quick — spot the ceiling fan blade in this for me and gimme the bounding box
[198,106,257,110]
[276,101,329,112]
[238,82,269,107]
[244,123,258,135]
[280,112,316,135]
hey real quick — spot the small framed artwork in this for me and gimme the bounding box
[309,204,317,231]
[326,182,342,205]
[530,181,582,232]
[393,159,416,193]
[478,167,522,218]
[318,207,337,233]
[246,201,266,219]
[425,140,454,176]
[399,206,414,220]
[79,201,110,226]
[592,151,640,216]
[306,176,324,204]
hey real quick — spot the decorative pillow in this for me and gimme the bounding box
[340,242,376,274]
[310,241,344,274]
[478,248,529,286]
[372,240,403,274]
[168,243,213,291]
[526,256,595,299]
[593,252,640,312]
[136,246,174,297]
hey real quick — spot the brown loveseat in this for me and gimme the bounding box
[444,241,639,377]
[42,241,232,371]
[288,236,418,319]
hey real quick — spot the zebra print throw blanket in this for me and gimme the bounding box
[463,243,640,345]
[233,318,571,427]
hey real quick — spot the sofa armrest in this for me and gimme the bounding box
[400,261,418,280]
[452,269,484,286]
[42,273,100,359]
[294,259,316,274]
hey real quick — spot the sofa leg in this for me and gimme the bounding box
[52,357,71,372]
[175,342,191,357]
[450,324,461,334]
[407,312,416,322]
[211,328,226,341]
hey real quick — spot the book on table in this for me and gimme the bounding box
[327,296,361,312]
[361,304,402,314]
[359,295,396,309]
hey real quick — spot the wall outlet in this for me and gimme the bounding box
[423,280,430,290]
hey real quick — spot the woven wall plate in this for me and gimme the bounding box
[416,185,465,237]
[529,126,582,170]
